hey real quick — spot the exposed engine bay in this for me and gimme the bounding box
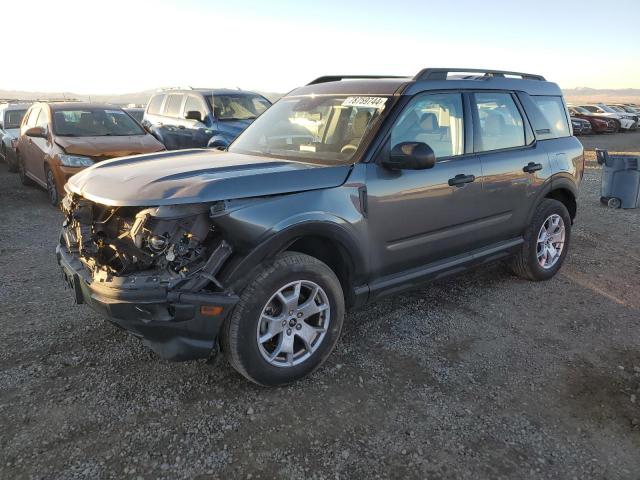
[60,194,232,290]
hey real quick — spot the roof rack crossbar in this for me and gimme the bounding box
[414,68,545,82]
[307,75,405,86]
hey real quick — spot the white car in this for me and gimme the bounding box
[0,102,30,172]
[578,104,637,131]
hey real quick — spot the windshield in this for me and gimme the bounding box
[4,109,27,129]
[206,94,271,121]
[572,106,590,115]
[229,95,389,164]
[52,108,146,136]
[599,105,617,113]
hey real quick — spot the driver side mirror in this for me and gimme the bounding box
[382,142,436,170]
[25,126,47,138]
[185,110,203,122]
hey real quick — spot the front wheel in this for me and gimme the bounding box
[221,252,345,386]
[45,166,60,206]
[17,152,35,186]
[510,199,571,281]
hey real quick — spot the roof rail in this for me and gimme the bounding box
[414,68,545,82]
[307,75,406,86]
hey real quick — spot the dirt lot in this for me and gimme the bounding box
[1,134,639,480]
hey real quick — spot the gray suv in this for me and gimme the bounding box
[56,68,584,386]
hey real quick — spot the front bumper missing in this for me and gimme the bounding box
[56,244,238,361]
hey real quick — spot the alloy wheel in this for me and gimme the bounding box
[536,214,566,269]
[256,280,330,367]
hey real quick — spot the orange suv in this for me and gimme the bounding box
[16,102,165,205]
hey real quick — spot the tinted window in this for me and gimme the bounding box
[4,109,27,129]
[473,93,525,152]
[184,96,207,120]
[532,96,570,138]
[163,95,183,117]
[52,108,145,136]
[391,93,464,158]
[147,94,165,115]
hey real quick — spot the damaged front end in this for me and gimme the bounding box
[56,194,238,361]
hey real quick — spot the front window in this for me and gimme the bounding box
[52,108,146,137]
[4,110,27,129]
[229,95,388,163]
[207,94,271,121]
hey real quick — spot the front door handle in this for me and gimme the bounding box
[523,162,543,173]
[448,174,476,187]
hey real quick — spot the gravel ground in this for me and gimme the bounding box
[1,137,639,480]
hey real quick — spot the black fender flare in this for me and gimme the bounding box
[220,220,366,292]
[525,174,578,226]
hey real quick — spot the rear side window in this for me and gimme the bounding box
[147,94,165,115]
[532,96,570,138]
[472,93,525,152]
[163,95,183,117]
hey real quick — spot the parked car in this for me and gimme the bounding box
[142,88,272,151]
[571,117,592,135]
[16,102,166,205]
[608,104,640,122]
[568,106,617,133]
[0,102,30,172]
[123,107,145,123]
[57,68,583,385]
[577,104,637,131]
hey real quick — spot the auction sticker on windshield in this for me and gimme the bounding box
[341,97,387,109]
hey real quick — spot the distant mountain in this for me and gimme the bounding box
[0,87,636,106]
[0,88,284,106]
[563,88,640,104]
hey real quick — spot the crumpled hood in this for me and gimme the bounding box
[55,134,164,159]
[66,149,352,206]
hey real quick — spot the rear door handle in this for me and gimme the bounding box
[523,162,543,173]
[448,174,476,187]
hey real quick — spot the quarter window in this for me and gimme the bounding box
[163,94,183,117]
[391,93,464,158]
[532,96,570,138]
[473,93,525,152]
[147,94,165,115]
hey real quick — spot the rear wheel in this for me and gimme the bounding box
[511,199,571,281]
[221,252,345,386]
[17,152,34,186]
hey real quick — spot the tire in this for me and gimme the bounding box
[7,150,18,173]
[607,197,622,209]
[17,152,34,186]
[221,252,345,386]
[45,166,60,206]
[510,199,571,281]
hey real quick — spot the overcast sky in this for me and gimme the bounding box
[5,0,639,94]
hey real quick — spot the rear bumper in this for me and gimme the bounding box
[56,244,238,361]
